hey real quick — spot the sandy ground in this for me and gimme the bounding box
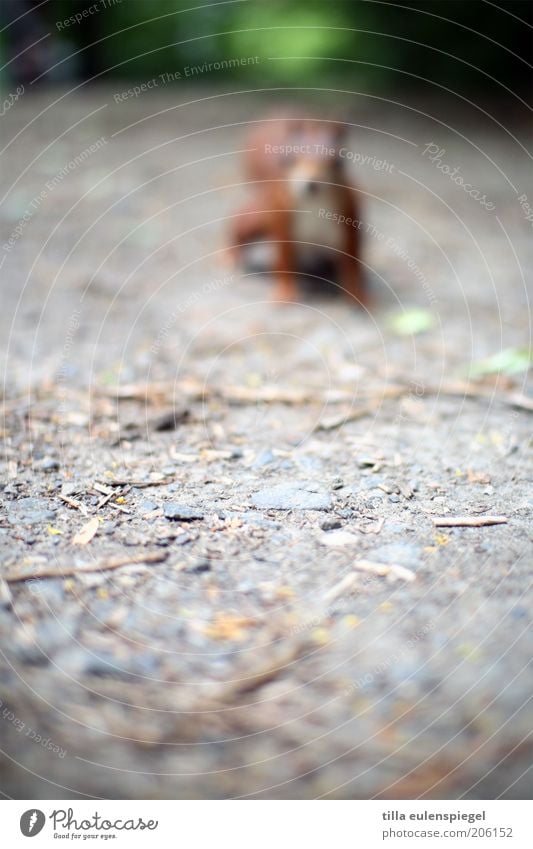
[0,87,531,799]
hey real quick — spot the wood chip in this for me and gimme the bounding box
[466,469,491,485]
[92,482,115,509]
[72,517,99,546]
[433,515,508,527]
[4,550,168,583]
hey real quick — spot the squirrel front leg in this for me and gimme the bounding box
[272,212,298,302]
[339,189,368,307]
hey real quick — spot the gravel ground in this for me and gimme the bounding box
[0,87,531,799]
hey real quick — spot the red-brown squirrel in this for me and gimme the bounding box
[228,115,366,305]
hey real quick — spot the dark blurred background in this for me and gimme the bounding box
[1,0,532,104]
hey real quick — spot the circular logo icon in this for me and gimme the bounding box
[20,810,45,837]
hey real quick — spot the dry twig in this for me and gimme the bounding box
[4,550,168,583]
[98,478,172,488]
[354,559,416,582]
[58,493,89,516]
[434,516,508,528]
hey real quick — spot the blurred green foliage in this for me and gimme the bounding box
[1,0,531,98]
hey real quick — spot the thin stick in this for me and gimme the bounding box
[94,378,533,413]
[323,573,358,603]
[58,493,88,516]
[97,478,173,488]
[354,559,416,582]
[4,380,531,422]
[315,403,379,432]
[4,550,168,583]
[93,482,113,495]
[430,382,533,413]
[433,516,508,527]
[324,559,415,603]
[316,384,532,431]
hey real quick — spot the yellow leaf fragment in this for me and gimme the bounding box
[435,533,450,546]
[204,614,255,642]
[343,615,360,630]
[311,627,331,646]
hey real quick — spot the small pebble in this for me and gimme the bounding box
[185,559,211,574]
[337,508,354,519]
[39,457,60,471]
[251,449,275,468]
[357,456,378,468]
[61,482,82,497]
[320,518,343,531]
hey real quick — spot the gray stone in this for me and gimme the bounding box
[7,497,56,525]
[230,511,281,529]
[61,482,82,497]
[361,476,385,490]
[251,482,332,511]
[251,449,275,468]
[139,499,157,513]
[361,488,385,500]
[174,532,192,545]
[163,503,204,521]
[39,457,60,471]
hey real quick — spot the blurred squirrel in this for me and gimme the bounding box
[229,115,367,305]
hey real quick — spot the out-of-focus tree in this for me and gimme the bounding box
[0,0,531,102]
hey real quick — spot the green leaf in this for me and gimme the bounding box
[388,309,435,336]
[469,348,532,377]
